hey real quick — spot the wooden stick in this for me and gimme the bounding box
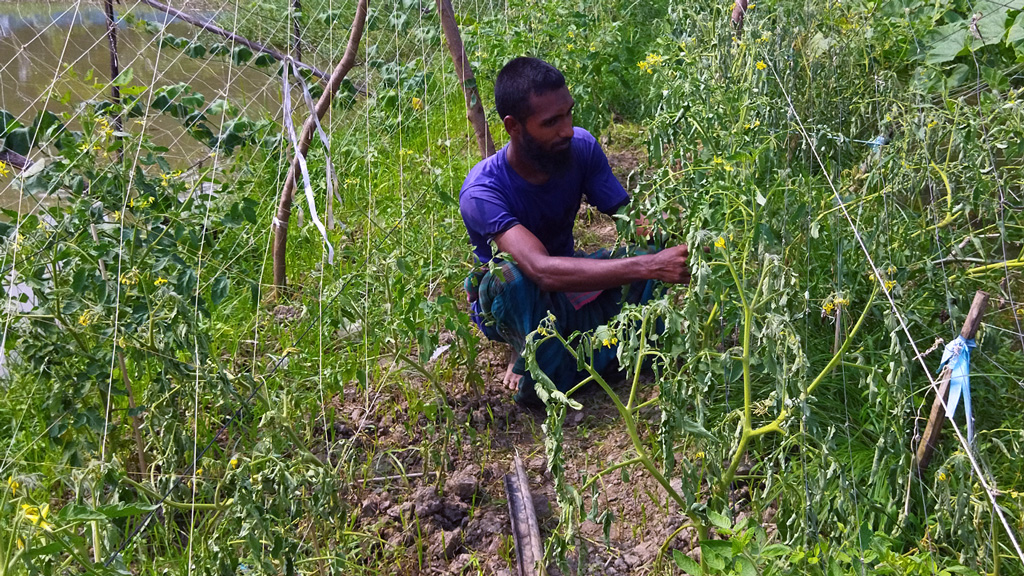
[436,0,495,160]
[731,0,749,34]
[914,290,989,474]
[102,0,124,137]
[504,455,544,576]
[272,0,368,292]
[136,0,328,81]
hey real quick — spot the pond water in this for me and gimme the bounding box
[0,1,287,210]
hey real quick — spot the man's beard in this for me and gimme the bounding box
[521,130,574,176]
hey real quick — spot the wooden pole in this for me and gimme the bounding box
[914,290,989,474]
[135,0,329,82]
[102,0,123,136]
[272,0,368,292]
[292,0,302,63]
[436,0,495,160]
[731,0,749,34]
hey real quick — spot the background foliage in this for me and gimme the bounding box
[1,0,1023,574]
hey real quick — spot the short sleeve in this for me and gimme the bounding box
[460,191,519,240]
[578,129,629,214]
[459,186,520,262]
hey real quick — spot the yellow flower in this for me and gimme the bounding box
[714,236,726,249]
[637,53,665,74]
[1016,308,1024,317]
[112,210,121,222]
[885,280,896,291]
[695,451,705,459]
[724,164,734,172]
[567,43,575,50]
[78,142,90,153]
[411,97,424,111]
[21,504,53,531]
[887,265,897,275]
[154,277,168,286]
[928,120,937,128]
[756,61,767,70]
[538,327,548,337]
[0,161,10,178]
[230,458,239,469]
[610,337,618,345]
[78,310,96,327]
[16,537,24,550]
[7,475,19,495]
[938,472,947,481]
[119,269,139,286]
[568,30,575,38]
[589,42,597,52]
[195,468,203,477]
[602,338,611,347]
[712,156,724,164]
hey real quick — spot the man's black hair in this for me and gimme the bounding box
[494,57,566,122]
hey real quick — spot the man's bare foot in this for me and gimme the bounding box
[503,347,521,391]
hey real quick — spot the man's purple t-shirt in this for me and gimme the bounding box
[459,127,629,264]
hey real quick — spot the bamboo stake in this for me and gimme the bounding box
[914,290,989,474]
[436,0,495,160]
[272,0,368,292]
[135,0,328,81]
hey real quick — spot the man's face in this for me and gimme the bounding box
[517,86,575,175]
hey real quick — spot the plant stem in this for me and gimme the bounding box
[122,477,232,511]
[627,312,650,410]
[580,456,644,493]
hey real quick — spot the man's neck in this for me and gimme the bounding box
[506,141,550,186]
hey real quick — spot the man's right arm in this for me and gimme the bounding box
[493,224,690,293]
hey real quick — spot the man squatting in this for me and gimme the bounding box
[459,57,692,406]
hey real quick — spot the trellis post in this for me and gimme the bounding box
[436,0,495,160]
[102,0,123,139]
[272,0,368,293]
[914,290,989,474]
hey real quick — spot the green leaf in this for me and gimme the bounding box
[735,556,757,576]
[186,43,207,59]
[0,109,19,137]
[396,257,411,275]
[5,127,30,155]
[254,53,276,67]
[673,550,702,575]
[112,67,134,87]
[211,274,229,305]
[707,509,731,530]
[761,544,790,558]
[925,23,967,64]
[57,504,108,522]
[232,45,254,65]
[701,541,728,571]
[1007,12,1024,45]
[94,502,159,518]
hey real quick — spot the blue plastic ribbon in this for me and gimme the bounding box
[938,335,976,444]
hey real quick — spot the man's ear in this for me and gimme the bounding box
[502,115,520,138]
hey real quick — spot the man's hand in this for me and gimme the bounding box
[648,244,691,284]
[495,225,693,292]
